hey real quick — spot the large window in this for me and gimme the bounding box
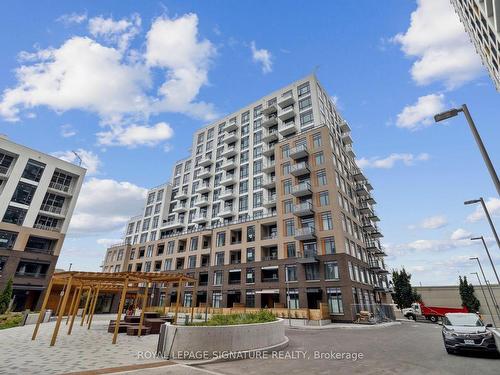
[305,263,320,280]
[216,232,226,247]
[22,160,45,182]
[286,242,296,257]
[325,261,339,280]
[319,191,329,206]
[245,290,255,307]
[324,237,336,254]
[246,268,255,283]
[327,288,344,314]
[50,171,73,192]
[284,219,295,236]
[11,182,37,205]
[322,212,333,230]
[0,230,18,250]
[215,251,225,266]
[246,248,255,262]
[213,270,223,285]
[2,206,27,225]
[286,265,297,282]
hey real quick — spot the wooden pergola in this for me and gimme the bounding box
[31,271,196,346]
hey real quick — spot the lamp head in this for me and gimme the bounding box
[470,237,483,241]
[434,108,460,122]
[464,199,481,205]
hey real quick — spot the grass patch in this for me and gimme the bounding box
[0,312,23,330]
[189,310,276,326]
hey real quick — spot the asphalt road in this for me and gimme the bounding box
[195,321,499,375]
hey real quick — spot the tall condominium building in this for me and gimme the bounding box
[451,0,500,90]
[0,136,85,311]
[102,75,391,322]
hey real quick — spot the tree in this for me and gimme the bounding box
[0,278,13,314]
[391,268,421,309]
[459,276,480,312]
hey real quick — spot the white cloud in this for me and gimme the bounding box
[146,14,217,120]
[97,121,174,147]
[0,12,217,144]
[250,41,273,74]
[60,124,77,138]
[450,228,472,241]
[357,152,430,169]
[467,197,500,222]
[420,215,448,229]
[88,14,141,51]
[396,94,445,130]
[68,177,147,235]
[96,238,123,247]
[57,12,87,26]
[393,0,483,89]
[51,148,102,175]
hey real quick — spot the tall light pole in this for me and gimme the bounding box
[470,272,496,327]
[465,198,500,251]
[470,257,500,320]
[435,104,499,196]
[471,236,500,284]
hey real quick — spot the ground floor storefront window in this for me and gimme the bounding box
[327,287,343,314]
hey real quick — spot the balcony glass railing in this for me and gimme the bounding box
[40,204,65,215]
[49,181,71,193]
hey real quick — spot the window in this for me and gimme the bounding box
[299,96,312,110]
[327,288,343,314]
[215,251,225,266]
[239,196,248,211]
[146,245,153,257]
[0,153,14,173]
[11,182,37,205]
[167,241,175,254]
[253,192,263,208]
[313,133,322,148]
[241,151,249,163]
[300,110,314,127]
[3,206,27,225]
[286,265,297,282]
[246,248,255,262]
[282,162,291,175]
[324,237,336,254]
[283,199,293,213]
[144,206,152,217]
[286,242,296,257]
[190,237,198,251]
[213,270,223,285]
[188,255,197,269]
[281,145,290,159]
[319,191,329,206]
[298,82,310,97]
[247,226,255,242]
[164,259,172,271]
[240,164,249,179]
[246,268,255,283]
[0,230,17,250]
[325,261,339,280]
[22,160,45,182]
[253,160,262,174]
[245,290,255,307]
[212,292,222,308]
[284,219,295,236]
[147,192,155,205]
[283,180,292,194]
[314,152,324,166]
[144,261,152,272]
[322,212,333,230]
[317,170,327,185]
[152,216,159,229]
[157,189,164,202]
[142,218,150,231]
[305,263,320,280]
[216,232,226,247]
[240,180,248,194]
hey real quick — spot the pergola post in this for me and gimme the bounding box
[112,277,129,344]
[32,277,54,341]
[87,284,100,330]
[80,287,92,326]
[173,277,184,325]
[68,285,83,335]
[190,283,198,323]
[66,286,80,325]
[161,282,169,315]
[138,282,149,337]
[50,276,73,346]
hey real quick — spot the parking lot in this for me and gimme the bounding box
[194,321,499,375]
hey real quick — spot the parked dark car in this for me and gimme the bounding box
[442,313,497,354]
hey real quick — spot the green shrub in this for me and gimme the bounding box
[189,310,276,326]
[0,312,23,330]
[0,278,13,315]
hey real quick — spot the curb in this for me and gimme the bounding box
[285,321,401,330]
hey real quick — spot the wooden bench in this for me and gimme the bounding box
[124,315,141,324]
[126,326,151,336]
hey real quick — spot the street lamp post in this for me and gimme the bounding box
[465,198,500,252]
[435,104,500,196]
[471,236,500,284]
[470,257,500,320]
[470,272,496,327]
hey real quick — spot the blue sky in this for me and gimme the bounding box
[0,0,498,285]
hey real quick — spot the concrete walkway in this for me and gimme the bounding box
[281,319,401,329]
[0,315,163,375]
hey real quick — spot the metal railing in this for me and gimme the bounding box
[292,181,312,194]
[294,227,315,237]
[351,304,395,324]
[40,204,65,215]
[290,162,310,173]
[34,223,61,232]
[48,181,71,193]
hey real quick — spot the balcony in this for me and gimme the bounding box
[192,213,209,224]
[33,223,62,232]
[225,120,238,132]
[278,122,296,136]
[352,168,366,182]
[346,145,356,158]
[342,133,353,145]
[291,181,312,197]
[290,162,310,176]
[224,131,239,144]
[163,219,185,229]
[359,202,373,215]
[262,101,277,115]
[355,184,370,197]
[294,227,316,240]
[362,219,376,232]
[219,208,236,218]
[278,106,295,121]
[368,213,380,222]
[194,197,210,207]
[262,176,276,189]
[262,115,278,128]
[363,196,377,205]
[219,189,235,200]
[340,121,351,133]
[263,196,277,208]
[176,190,189,200]
[221,159,237,171]
[199,156,212,167]
[289,144,309,159]
[296,249,319,264]
[278,91,295,108]
[293,202,314,217]
[172,203,188,213]
[198,168,212,179]
[39,204,66,217]
[221,146,239,158]
[220,174,237,186]
[48,182,72,195]
[196,183,211,194]
[262,129,278,143]
[369,227,383,238]
[262,144,275,156]
[262,160,276,173]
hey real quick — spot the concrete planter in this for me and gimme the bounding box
[157,319,287,360]
[22,310,52,325]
